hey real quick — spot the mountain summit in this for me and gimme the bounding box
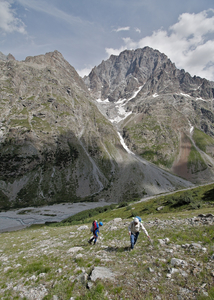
[84,47,214,183]
[84,47,214,102]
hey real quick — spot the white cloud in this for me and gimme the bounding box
[135,27,141,33]
[113,26,130,32]
[0,1,26,34]
[77,67,92,77]
[105,46,127,57]
[106,10,214,81]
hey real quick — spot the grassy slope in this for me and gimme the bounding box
[59,183,214,225]
[0,184,214,299]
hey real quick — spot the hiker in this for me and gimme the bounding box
[88,220,103,245]
[128,217,150,250]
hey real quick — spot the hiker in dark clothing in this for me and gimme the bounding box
[88,220,103,245]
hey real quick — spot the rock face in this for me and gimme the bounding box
[84,47,214,183]
[0,51,15,62]
[0,50,193,208]
[85,47,214,102]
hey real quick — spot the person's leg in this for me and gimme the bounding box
[94,230,98,244]
[88,236,94,244]
[134,232,139,245]
[130,233,135,249]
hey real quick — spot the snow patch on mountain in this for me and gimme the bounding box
[153,93,159,98]
[117,132,135,155]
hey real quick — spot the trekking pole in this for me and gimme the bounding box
[148,236,154,248]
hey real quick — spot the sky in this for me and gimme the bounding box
[0,0,214,80]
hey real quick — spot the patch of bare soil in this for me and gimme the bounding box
[172,132,192,181]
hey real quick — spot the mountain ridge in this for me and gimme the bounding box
[84,47,214,102]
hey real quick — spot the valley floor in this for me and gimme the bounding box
[0,201,112,233]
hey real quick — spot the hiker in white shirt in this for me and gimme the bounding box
[128,217,150,250]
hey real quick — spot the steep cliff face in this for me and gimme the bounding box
[0,50,192,209]
[85,47,214,183]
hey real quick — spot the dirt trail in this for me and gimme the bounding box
[172,132,192,181]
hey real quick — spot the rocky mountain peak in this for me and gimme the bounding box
[84,46,214,184]
[85,47,175,101]
[0,51,15,61]
[84,46,214,102]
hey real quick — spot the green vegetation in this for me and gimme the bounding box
[188,138,207,173]
[193,128,214,153]
[140,148,174,168]
[31,116,52,132]
[54,183,214,226]
[123,115,178,168]
[9,118,31,130]
[0,190,10,209]
[57,204,117,225]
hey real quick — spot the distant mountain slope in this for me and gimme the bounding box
[0,50,192,209]
[84,47,214,183]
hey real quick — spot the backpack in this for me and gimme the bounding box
[92,220,99,231]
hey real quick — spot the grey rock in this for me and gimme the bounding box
[67,247,83,254]
[56,268,62,273]
[109,226,118,231]
[179,287,192,295]
[190,243,202,250]
[210,253,214,260]
[148,267,154,273]
[112,218,122,223]
[87,281,94,289]
[171,258,188,267]
[158,238,170,246]
[180,270,188,277]
[165,248,174,253]
[78,272,88,285]
[77,225,89,231]
[89,266,115,281]
[181,244,190,249]
[169,268,179,274]
[157,206,164,211]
